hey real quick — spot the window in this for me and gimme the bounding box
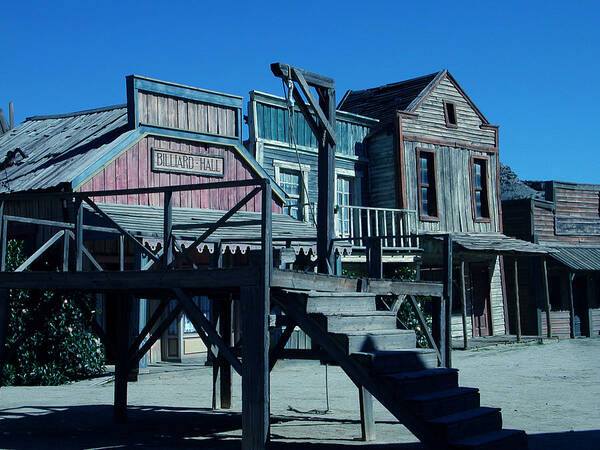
[417,149,438,220]
[471,157,490,220]
[279,168,302,219]
[443,101,458,127]
[336,175,352,236]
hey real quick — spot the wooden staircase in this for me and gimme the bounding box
[272,289,528,450]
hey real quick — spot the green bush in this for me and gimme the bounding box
[2,240,105,386]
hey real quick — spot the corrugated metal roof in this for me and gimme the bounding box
[84,203,337,255]
[549,246,600,271]
[338,72,441,125]
[422,233,553,255]
[0,105,128,193]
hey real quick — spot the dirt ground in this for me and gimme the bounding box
[0,338,598,449]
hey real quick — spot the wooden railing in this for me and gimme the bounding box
[334,205,419,250]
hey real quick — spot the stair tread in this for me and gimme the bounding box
[428,406,501,425]
[386,367,458,380]
[312,311,395,317]
[406,387,479,402]
[451,428,526,446]
[341,329,415,336]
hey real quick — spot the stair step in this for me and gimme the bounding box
[450,428,528,450]
[405,387,480,420]
[311,311,397,332]
[384,368,459,396]
[306,292,376,314]
[334,329,417,353]
[427,407,502,442]
[369,349,439,373]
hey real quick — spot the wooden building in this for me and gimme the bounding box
[0,69,530,449]
[248,70,549,344]
[502,169,600,338]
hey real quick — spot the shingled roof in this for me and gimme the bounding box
[338,71,442,125]
[0,105,129,193]
[499,163,545,201]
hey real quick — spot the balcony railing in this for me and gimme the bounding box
[335,204,419,250]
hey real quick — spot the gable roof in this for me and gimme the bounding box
[338,70,490,127]
[0,105,129,193]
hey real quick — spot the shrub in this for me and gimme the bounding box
[2,240,104,385]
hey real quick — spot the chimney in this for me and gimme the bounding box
[9,102,14,129]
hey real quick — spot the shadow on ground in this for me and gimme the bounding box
[1,404,598,449]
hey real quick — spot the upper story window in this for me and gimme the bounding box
[274,160,311,222]
[471,157,490,221]
[443,101,458,128]
[336,175,353,236]
[417,149,438,221]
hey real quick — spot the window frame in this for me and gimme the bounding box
[443,100,458,128]
[273,160,311,222]
[416,148,439,222]
[470,155,491,223]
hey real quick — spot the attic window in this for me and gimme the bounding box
[443,101,457,127]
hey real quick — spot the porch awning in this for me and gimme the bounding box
[84,203,351,256]
[548,245,600,271]
[421,233,554,256]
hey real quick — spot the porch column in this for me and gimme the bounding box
[213,294,232,410]
[460,260,468,350]
[541,257,552,338]
[513,258,522,343]
[568,272,575,338]
[586,275,594,337]
[114,295,132,423]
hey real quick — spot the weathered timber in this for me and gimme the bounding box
[0,267,259,290]
[443,234,452,368]
[127,299,169,358]
[62,228,69,272]
[114,296,131,423]
[213,296,232,409]
[271,63,335,89]
[75,200,84,271]
[568,273,575,339]
[513,258,522,342]
[359,385,376,441]
[15,230,65,272]
[408,295,442,363]
[163,191,173,269]
[541,257,552,337]
[269,323,296,372]
[366,238,383,278]
[460,260,469,349]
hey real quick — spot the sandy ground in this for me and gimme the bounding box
[0,338,599,449]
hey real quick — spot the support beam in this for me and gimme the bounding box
[568,272,575,339]
[541,257,552,338]
[441,234,452,368]
[269,323,296,372]
[114,295,132,423]
[359,386,376,441]
[460,260,469,349]
[408,295,441,363]
[15,230,65,272]
[163,191,173,269]
[586,275,594,338]
[75,200,84,271]
[213,295,232,409]
[513,258,522,343]
[62,228,69,272]
[366,238,382,279]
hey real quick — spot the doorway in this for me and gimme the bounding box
[470,263,492,337]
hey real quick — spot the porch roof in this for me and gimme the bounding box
[421,233,554,256]
[84,202,337,256]
[548,245,600,272]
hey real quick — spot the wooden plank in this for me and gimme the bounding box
[271,63,335,89]
[15,230,65,272]
[541,257,552,337]
[359,386,376,441]
[443,234,452,368]
[75,201,84,271]
[408,295,442,363]
[213,296,232,409]
[568,272,575,338]
[269,323,296,371]
[62,228,70,272]
[460,260,469,349]
[163,191,173,268]
[114,295,131,423]
[513,258,522,343]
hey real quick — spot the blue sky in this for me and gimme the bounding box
[1,1,598,183]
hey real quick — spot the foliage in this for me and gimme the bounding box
[2,240,104,386]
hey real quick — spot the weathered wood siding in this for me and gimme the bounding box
[248,91,374,214]
[78,135,282,213]
[540,310,571,338]
[137,91,239,138]
[591,308,600,337]
[366,132,396,209]
[532,202,555,241]
[403,77,496,147]
[403,140,499,233]
[489,257,505,335]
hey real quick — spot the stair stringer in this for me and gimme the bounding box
[272,289,447,449]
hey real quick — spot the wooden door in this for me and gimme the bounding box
[470,263,492,337]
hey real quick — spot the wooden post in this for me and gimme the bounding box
[163,191,173,269]
[442,234,452,368]
[75,200,83,271]
[541,257,552,338]
[213,295,232,409]
[241,181,271,449]
[513,258,522,343]
[317,86,336,274]
[460,260,468,350]
[0,289,8,386]
[366,238,382,279]
[359,385,376,441]
[568,272,575,338]
[585,275,594,338]
[114,295,132,423]
[62,228,69,272]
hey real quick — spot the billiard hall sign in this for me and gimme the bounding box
[151,148,224,177]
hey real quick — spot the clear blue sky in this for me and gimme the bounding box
[1,1,598,183]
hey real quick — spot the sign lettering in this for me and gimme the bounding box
[151,148,224,177]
